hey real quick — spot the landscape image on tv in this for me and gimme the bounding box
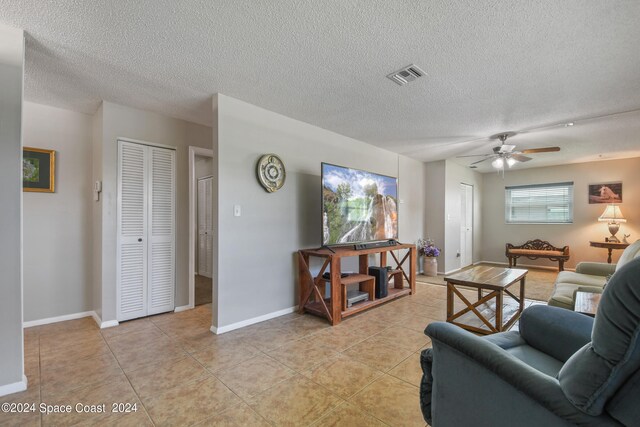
[322,163,398,245]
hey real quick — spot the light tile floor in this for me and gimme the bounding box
[1,281,549,426]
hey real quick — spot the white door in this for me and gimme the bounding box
[460,183,473,268]
[197,176,213,278]
[117,140,175,321]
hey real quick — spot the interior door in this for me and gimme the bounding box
[117,141,148,321]
[460,183,473,268]
[147,146,176,315]
[197,176,213,278]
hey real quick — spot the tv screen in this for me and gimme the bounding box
[322,163,398,246]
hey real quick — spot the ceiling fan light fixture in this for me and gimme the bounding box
[506,157,517,168]
[491,157,504,169]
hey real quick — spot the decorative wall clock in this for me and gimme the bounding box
[256,154,286,193]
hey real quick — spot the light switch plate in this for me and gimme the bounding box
[233,205,241,217]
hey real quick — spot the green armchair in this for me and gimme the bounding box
[421,257,640,426]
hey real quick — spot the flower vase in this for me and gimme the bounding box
[423,257,438,277]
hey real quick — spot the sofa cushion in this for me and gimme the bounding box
[555,271,607,287]
[558,258,640,416]
[615,239,640,272]
[549,282,592,310]
[505,345,563,377]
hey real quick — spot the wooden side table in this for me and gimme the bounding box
[589,241,629,264]
[574,291,601,317]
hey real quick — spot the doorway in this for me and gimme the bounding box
[459,183,473,268]
[188,146,214,308]
[196,175,213,305]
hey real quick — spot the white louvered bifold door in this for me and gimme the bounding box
[117,141,175,321]
[197,177,213,278]
[147,146,176,315]
[117,141,148,321]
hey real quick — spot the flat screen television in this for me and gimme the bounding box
[321,163,398,246]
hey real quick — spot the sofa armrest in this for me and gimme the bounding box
[519,305,594,362]
[576,262,616,277]
[576,286,604,294]
[424,322,618,426]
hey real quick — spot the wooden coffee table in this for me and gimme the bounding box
[445,266,528,335]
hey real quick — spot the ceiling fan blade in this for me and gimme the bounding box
[520,147,560,154]
[511,154,532,162]
[498,144,516,153]
[470,157,492,165]
[456,154,491,158]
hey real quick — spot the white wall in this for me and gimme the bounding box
[481,157,640,268]
[22,103,93,321]
[96,102,213,321]
[0,24,24,394]
[214,94,425,328]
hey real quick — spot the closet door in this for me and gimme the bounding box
[117,141,148,321]
[147,146,176,315]
[117,141,175,321]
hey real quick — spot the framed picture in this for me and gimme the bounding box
[23,147,55,193]
[588,182,622,204]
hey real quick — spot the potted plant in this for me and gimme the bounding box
[418,238,440,277]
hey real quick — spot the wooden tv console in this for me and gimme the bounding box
[297,243,416,325]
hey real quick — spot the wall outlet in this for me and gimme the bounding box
[233,205,241,217]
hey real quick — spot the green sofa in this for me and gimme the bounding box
[548,239,640,309]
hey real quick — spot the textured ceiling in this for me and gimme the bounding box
[1,0,640,168]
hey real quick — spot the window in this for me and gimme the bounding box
[505,182,573,224]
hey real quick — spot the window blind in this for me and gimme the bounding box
[505,182,573,224]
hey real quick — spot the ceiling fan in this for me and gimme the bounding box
[457,132,560,169]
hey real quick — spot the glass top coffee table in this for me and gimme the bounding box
[444,266,528,335]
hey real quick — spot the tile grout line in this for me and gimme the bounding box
[100,328,157,427]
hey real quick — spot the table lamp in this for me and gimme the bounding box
[598,204,626,242]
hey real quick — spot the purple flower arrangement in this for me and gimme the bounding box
[418,238,440,257]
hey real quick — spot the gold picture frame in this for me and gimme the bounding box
[23,147,55,193]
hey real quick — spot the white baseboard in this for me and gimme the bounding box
[174,305,193,313]
[100,319,119,329]
[23,311,95,328]
[0,375,27,397]
[211,305,298,335]
[476,260,574,272]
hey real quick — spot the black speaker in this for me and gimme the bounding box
[369,266,388,299]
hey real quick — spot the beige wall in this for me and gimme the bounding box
[23,103,93,321]
[214,94,425,328]
[424,160,483,274]
[481,157,640,269]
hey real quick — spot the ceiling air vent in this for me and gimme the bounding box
[387,64,427,86]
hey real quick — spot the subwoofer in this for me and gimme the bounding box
[368,266,388,299]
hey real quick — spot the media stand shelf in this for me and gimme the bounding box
[298,243,416,325]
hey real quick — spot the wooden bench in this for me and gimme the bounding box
[506,239,570,271]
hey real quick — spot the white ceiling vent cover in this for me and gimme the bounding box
[387,64,427,86]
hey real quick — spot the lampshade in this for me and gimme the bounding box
[491,157,504,169]
[598,204,627,223]
[506,157,517,168]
